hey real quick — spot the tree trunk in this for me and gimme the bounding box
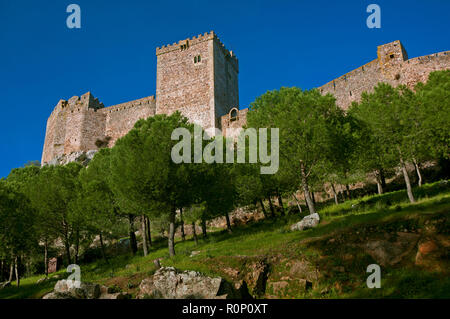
[345,184,351,200]
[380,168,387,189]
[14,256,20,288]
[128,214,138,256]
[64,239,71,266]
[276,190,285,216]
[225,212,232,233]
[201,218,207,238]
[375,170,384,195]
[74,229,80,264]
[267,196,276,218]
[413,158,423,187]
[44,240,48,277]
[192,222,198,245]
[310,192,316,205]
[292,193,303,214]
[400,157,416,203]
[0,259,3,282]
[180,208,186,241]
[146,217,152,248]
[331,183,339,205]
[376,180,383,195]
[301,161,316,215]
[258,199,267,218]
[168,209,176,257]
[141,216,148,256]
[99,232,108,263]
[8,260,14,282]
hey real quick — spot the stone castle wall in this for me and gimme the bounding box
[42,32,239,164]
[41,93,155,164]
[318,40,450,109]
[42,36,449,164]
[218,40,449,137]
[102,96,156,146]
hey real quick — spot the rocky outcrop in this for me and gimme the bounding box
[46,150,98,167]
[290,213,320,231]
[242,260,269,297]
[363,232,420,266]
[415,235,450,272]
[137,267,237,299]
[42,280,128,299]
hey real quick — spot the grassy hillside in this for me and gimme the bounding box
[1,180,449,299]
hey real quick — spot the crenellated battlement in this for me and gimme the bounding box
[101,95,155,114]
[318,41,450,109]
[156,31,216,55]
[155,31,238,72]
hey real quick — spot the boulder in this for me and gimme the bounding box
[42,292,75,299]
[99,292,128,299]
[190,251,201,257]
[137,267,234,299]
[290,213,320,231]
[51,280,101,299]
[363,232,419,266]
[244,260,268,297]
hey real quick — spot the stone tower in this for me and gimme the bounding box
[155,31,239,131]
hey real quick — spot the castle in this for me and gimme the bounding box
[41,33,449,165]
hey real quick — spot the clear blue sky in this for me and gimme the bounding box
[0,0,449,177]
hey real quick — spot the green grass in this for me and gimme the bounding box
[1,180,449,299]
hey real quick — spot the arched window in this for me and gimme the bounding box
[198,55,201,62]
[194,56,197,63]
[230,108,238,121]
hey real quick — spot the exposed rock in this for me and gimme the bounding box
[290,213,320,231]
[232,280,253,299]
[99,292,128,299]
[363,232,419,266]
[190,251,201,257]
[48,280,101,299]
[418,239,438,255]
[269,281,289,294]
[45,150,98,167]
[154,259,162,269]
[223,267,240,278]
[288,260,320,282]
[137,267,236,299]
[37,277,48,284]
[243,260,269,297]
[415,238,449,272]
[42,292,75,299]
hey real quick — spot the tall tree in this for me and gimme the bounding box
[110,112,196,257]
[247,87,342,215]
[0,180,35,287]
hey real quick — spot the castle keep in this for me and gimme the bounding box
[41,35,449,164]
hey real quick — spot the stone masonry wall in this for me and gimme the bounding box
[155,31,239,131]
[101,96,156,147]
[214,38,239,129]
[156,32,214,129]
[42,36,448,165]
[221,108,248,140]
[41,94,155,164]
[319,40,450,109]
